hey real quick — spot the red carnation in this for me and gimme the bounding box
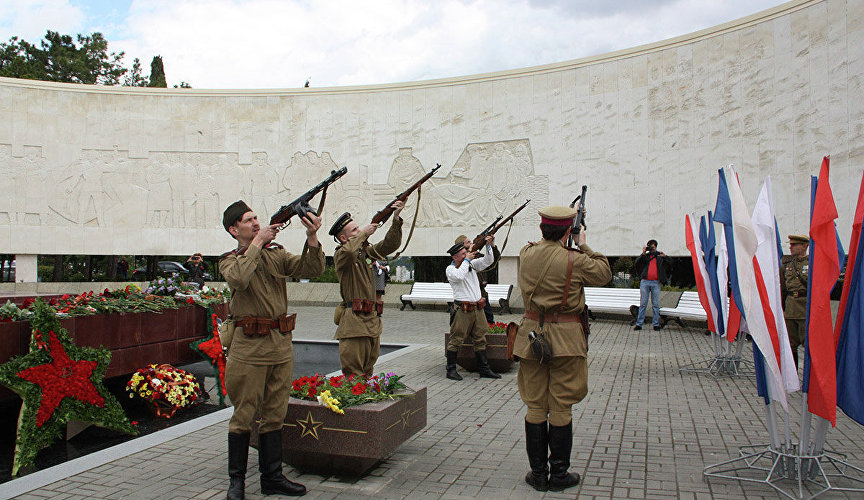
[329,376,343,388]
[22,298,34,309]
[351,382,367,395]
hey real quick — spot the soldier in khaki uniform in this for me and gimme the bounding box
[219,200,325,500]
[514,206,611,492]
[780,234,809,370]
[329,201,404,377]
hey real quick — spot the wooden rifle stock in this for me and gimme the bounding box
[469,199,531,252]
[371,163,440,224]
[567,185,587,248]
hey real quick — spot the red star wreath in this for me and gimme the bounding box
[0,299,136,475]
[190,307,227,406]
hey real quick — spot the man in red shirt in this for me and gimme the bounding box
[633,239,670,331]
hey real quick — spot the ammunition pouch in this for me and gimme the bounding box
[456,298,486,313]
[236,313,296,336]
[348,299,384,316]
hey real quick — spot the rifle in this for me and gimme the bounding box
[469,199,531,252]
[371,164,441,225]
[269,167,348,229]
[567,185,587,249]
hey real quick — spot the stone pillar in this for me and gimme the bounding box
[15,254,38,283]
[498,256,519,285]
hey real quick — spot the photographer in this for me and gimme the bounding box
[633,239,671,331]
[186,252,206,288]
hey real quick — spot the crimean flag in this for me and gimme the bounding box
[714,166,788,408]
[751,177,799,394]
[835,171,864,425]
[686,214,717,333]
[805,156,841,426]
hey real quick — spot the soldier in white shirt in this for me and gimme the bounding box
[445,235,501,380]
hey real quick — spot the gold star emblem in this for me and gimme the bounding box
[296,411,323,440]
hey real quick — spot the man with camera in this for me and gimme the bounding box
[186,252,206,288]
[633,239,671,331]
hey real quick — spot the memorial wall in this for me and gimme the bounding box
[0,0,862,280]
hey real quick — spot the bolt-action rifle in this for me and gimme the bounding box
[371,164,441,225]
[567,185,587,249]
[269,167,348,229]
[469,199,531,252]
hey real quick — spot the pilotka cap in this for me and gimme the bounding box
[223,200,252,232]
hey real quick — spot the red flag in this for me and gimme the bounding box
[808,156,841,425]
[727,294,742,342]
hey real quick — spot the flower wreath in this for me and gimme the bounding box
[190,306,227,406]
[0,299,136,475]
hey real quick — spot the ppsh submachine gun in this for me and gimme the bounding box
[469,199,531,253]
[371,164,440,225]
[269,166,348,229]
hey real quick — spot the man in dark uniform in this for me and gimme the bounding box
[219,200,325,499]
[780,234,809,369]
[514,206,611,492]
[329,201,404,377]
[445,236,501,380]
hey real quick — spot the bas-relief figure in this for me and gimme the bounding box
[0,140,549,241]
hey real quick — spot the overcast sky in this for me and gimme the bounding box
[1,0,787,89]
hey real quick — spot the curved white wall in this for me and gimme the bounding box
[0,0,861,260]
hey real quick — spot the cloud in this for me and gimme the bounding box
[0,0,86,42]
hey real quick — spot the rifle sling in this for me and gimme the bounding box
[372,184,422,260]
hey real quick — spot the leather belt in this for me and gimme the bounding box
[345,299,384,316]
[455,298,486,312]
[791,291,807,298]
[523,310,581,323]
[236,313,296,336]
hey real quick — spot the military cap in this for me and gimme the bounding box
[329,212,353,237]
[455,234,468,245]
[538,206,577,226]
[788,234,810,244]
[223,200,252,232]
[447,242,464,256]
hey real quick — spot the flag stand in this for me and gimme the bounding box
[678,332,754,377]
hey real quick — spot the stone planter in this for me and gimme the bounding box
[252,386,427,476]
[444,332,513,372]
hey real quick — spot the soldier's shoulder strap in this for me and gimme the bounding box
[781,255,793,265]
[264,242,284,250]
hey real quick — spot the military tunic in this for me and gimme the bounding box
[333,218,403,375]
[219,242,325,433]
[515,240,611,426]
[780,254,808,353]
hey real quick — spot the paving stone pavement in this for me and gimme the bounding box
[7,305,864,499]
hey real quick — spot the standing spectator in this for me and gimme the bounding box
[780,234,809,369]
[633,239,671,331]
[187,252,206,288]
[373,260,390,305]
[116,257,129,280]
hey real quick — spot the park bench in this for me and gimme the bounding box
[659,291,707,327]
[400,282,514,313]
[583,287,642,320]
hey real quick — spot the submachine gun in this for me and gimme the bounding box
[567,185,587,249]
[371,164,440,224]
[269,166,348,229]
[469,199,531,252]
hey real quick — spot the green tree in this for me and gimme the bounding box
[124,57,149,86]
[148,55,166,87]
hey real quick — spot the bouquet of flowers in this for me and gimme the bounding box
[290,372,408,414]
[126,364,202,418]
[0,300,29,322]
[488,321,508,333]
[145,273,187,296]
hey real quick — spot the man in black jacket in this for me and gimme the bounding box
[633,239,671,331]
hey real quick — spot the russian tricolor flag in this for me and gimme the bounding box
[686,213,718,333]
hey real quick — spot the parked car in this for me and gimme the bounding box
[132,261,211,281]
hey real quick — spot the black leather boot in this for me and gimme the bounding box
[258,430,306,496]
[446,350,462,380]
[524,421,549,491]
[475,350,501,379]
[227,432,249,500]
[548,423,581,491]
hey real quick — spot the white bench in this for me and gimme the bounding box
[400,282,514,313]
[583,287,642,320]
[659,291,708,327]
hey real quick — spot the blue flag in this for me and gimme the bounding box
[704,211,725,335]
[836,208,864,425]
